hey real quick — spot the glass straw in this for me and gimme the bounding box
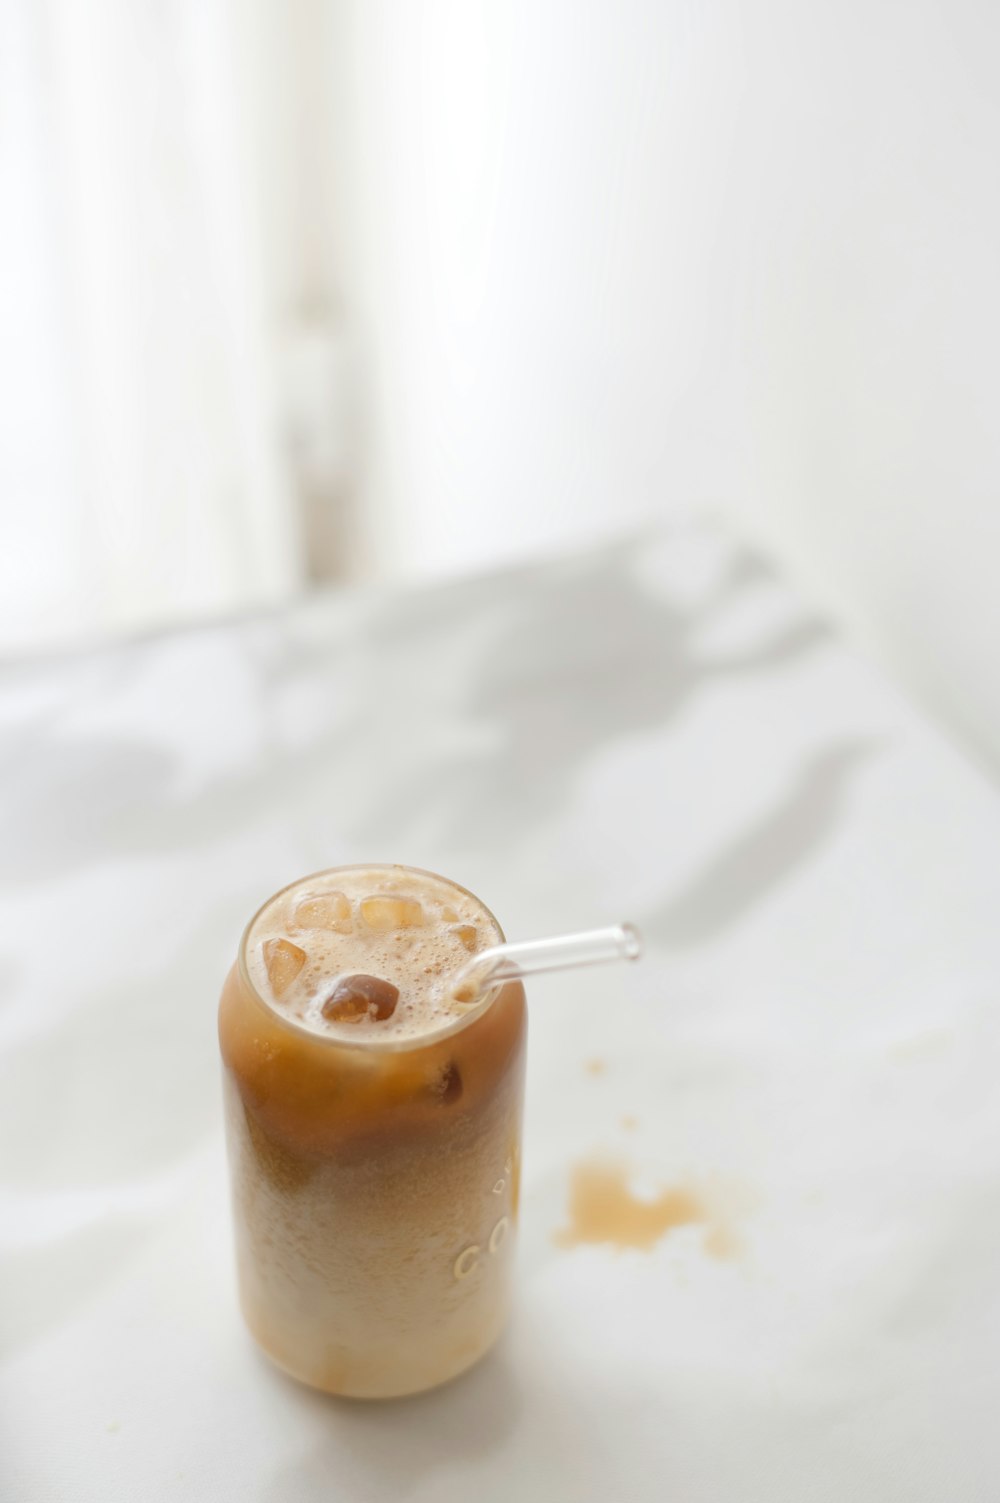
[451,922,642,1003]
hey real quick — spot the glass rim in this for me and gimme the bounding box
[237,862,508,1053]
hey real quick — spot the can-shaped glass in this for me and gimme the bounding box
[218,864,527,1398]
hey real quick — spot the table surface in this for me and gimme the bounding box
[2,525,999,1503]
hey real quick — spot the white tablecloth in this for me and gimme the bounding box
[2,525,999,1501]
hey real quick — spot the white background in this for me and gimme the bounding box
[325,0,1000,773]
[4,0,1000,776]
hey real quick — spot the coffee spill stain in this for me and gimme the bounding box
[621,1115,638,1132]
[702,1221,742,1260]
[584,1058,606,1076]
[554,1158,740,1260]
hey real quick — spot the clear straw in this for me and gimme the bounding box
[450,922,642,1003]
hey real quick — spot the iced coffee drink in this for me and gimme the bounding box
[218,864,526,1399]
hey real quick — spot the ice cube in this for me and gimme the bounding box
[450,923,478,952]
[263,938,306,997]
[440,906,459,923]
[433,1061,463,1104]
[293,890,352,933]
[321,973,399,1023]
[360,895,425,931]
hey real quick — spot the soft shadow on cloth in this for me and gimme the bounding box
[257,1336,618,1503]
[644,741,882,949]
[0,904,242,1190]
[258,1346,522,1503]
[0,535,829,886]
[0,1216,152,1362]
[336,541,830,851]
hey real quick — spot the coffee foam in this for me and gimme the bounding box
[245,866,501,1044]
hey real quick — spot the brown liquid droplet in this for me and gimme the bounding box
[621,1115,638,1132]
[702,1222,741,1261]
[584,1058,606,1077]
